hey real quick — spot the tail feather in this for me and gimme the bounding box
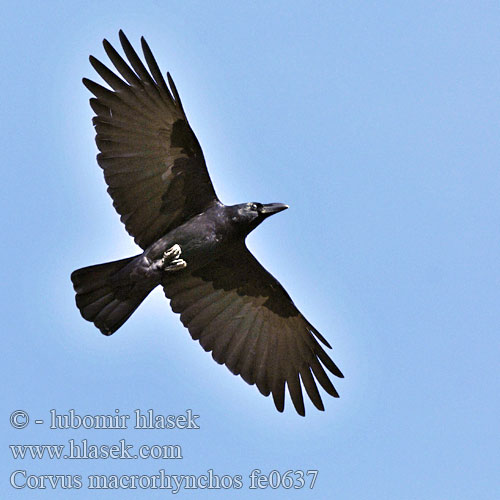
[71,256,151,335]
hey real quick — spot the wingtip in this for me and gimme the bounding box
[140,36,152,55]
[166,72,184,109]
[329,361,344,379]
[313,398,325,412]
[308,324,332,349]
[273,394,285,414]
[118,30,128,46]
[140,36,150,54]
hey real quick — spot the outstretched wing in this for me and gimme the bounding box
[162,243,343,416]
[83,30,219,249]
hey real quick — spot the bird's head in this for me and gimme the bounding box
[229,202,289,235]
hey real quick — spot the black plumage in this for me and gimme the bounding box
[71,31,343,416]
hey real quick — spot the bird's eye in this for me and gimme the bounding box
[250,203,259,211]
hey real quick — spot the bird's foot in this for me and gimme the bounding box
[161,244,187,272]
[163,243,181,261]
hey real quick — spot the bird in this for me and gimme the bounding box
[71,30,343,416]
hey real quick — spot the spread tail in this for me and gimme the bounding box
[71,256,151,335]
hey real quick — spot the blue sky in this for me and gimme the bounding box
[2,1,499,498]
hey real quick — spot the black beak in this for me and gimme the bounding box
[260,203,289,216]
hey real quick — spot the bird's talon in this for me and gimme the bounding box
[164,258,187,272]
[162,244,181,262]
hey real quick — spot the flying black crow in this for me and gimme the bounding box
[71,31,343,416]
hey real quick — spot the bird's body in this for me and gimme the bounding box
[136,202,241,282]
[98,201,287,311]
[143,202,259,271]
[72,31,343,416]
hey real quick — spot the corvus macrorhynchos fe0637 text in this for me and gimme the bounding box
[71,31,343,416]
